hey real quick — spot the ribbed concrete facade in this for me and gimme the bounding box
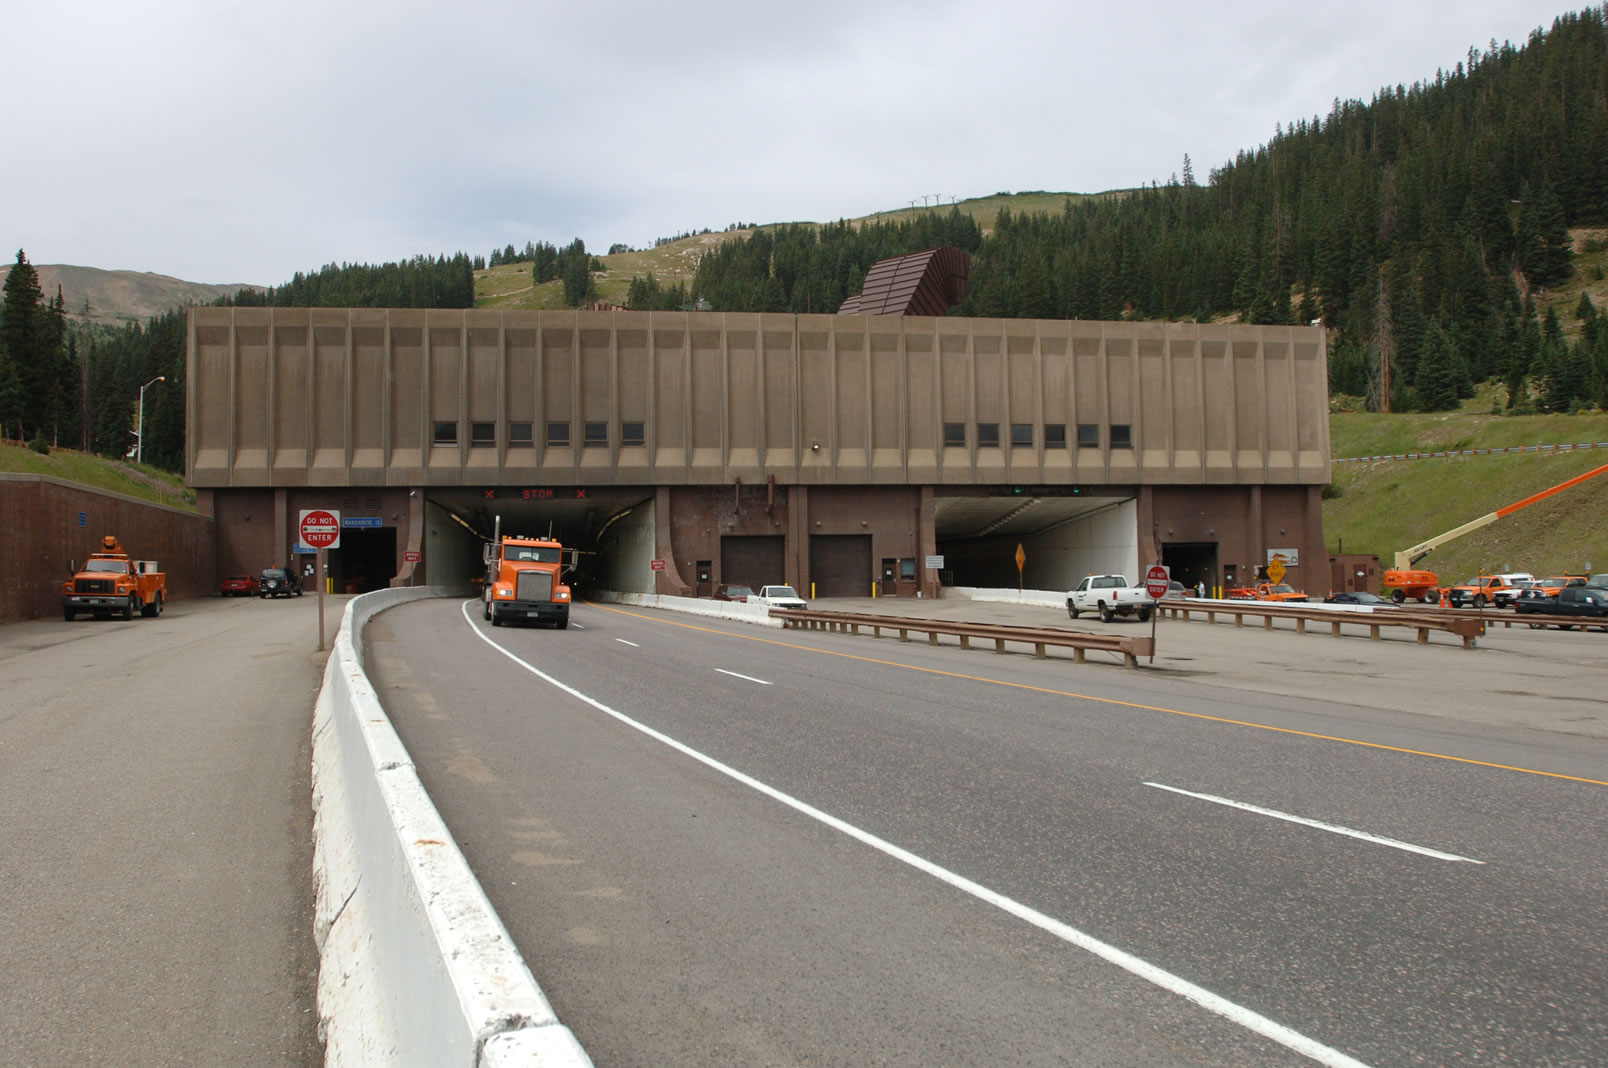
[186,307,1331,597]
[188,307,1328,488]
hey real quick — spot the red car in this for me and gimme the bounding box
[220,574,259,597]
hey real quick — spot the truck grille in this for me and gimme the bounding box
[75,579,113,594]
[516,570,553,602]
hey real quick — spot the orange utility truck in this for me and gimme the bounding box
[481,521,575,628]
[63,535,167,621]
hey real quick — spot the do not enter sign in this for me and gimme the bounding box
[1144,564,1171,599]
[299,509,341,550]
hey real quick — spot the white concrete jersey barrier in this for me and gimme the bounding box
[943,586,1068,610]
[591,589,784,625]
[312,587,592,1067]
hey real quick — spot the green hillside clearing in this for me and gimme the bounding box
[0,443,196,511]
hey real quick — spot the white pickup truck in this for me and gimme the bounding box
[1066,574,1154,622]
[751,584,808,609]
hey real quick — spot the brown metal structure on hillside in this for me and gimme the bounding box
[838,246,970,316]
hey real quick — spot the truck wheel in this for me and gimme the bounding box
[556,617,569,630]
[1138,607,1152,622]
[1391,589,1406,604]
[63,607,75,622]
[1099,602,1114,623]
[1422,590,1439,604]
[490,608,502,627]
[123,596,136,620]
[483,598,491,621]
[142,593,162,618]
[1067,604,1079,619]
[1474,595,1487,608]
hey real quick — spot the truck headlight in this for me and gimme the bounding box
[556,590,570,601]
[496,587,513,598]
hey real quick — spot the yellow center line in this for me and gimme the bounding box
[587,601,1608,789]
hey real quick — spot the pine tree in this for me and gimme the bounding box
[0,249,49,440]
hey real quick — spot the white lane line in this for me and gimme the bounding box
[1144,782,1484,865]
[614,638,639,648]
[460,602,1370,1068]
[715,668,771,685]
[571,623,585,630]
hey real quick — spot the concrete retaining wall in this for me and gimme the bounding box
[311,586,591,1067]
[0,473,214,624]
[591,589,784,626]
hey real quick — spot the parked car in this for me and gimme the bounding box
[1227,583,1309,603]
[1515,585,1608,629]
[258,567,303,598]
[1586,573,1608,589]
[712,583,755,602]
[219,574,259,597]
[1531,575,1589,600]
[1323,591,1396,607]
[1445,575,1525,608]
[1066,574,1153,622]
[751,584,808,609]
[1161,580,1190,600]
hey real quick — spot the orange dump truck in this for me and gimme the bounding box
[481,529,574,628]
[63,535,167,621]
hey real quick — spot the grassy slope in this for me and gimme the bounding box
[1326,384,1608,581]
[0,443,196,511]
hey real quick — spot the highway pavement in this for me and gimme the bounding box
[0,594,334,1066]
[364,596,1608,1066]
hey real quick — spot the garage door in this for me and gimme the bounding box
[721,535,785,589]
[809,535,871,598]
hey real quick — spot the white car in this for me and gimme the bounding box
[752,584,809,609]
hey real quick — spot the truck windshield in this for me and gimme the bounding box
[768,587,799,598]
[84,560,127,572]
[507,546,559,563]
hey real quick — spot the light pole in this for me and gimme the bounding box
[136,376,165,465]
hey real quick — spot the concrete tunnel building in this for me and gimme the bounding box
[185,304,1331,601]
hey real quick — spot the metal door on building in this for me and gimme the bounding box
[810,535,872,598]
[880,558,897,596]
[695,560,712,598]
[721,536,785,590]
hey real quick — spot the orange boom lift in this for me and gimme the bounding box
[1382,460,1608,603]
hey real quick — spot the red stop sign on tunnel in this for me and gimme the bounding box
[299,509,341,550]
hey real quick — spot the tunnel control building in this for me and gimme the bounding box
[185,305,1331,599]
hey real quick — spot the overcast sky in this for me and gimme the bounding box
[4,0,1580,285]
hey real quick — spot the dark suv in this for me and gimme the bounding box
[258,567,303,598]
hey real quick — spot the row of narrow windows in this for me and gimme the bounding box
[432,421,647,448]
[944,423,1132,449]
[431,420,1133,450]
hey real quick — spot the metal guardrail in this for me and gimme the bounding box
[770,609,1154,668]
[1154,600,1485,648]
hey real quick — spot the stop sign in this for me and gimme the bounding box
[299,509,341,550]
[1144,564,1170,599]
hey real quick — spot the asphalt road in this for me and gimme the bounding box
[365,597,1608,1066]
[0,593,332,1066]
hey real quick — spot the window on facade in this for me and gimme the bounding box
[470,421,496,447]
[432,421,458,446]
[621,421,646,446]
[1076,423,1099,448]
[546,421,571,447]
[977,422,1000,447]
[1044,423,1067,449]
[583,421,608,447]
[943,422,966,447]
[1011,423,1033,447]
[1110,424,1133,448]
[509,421,533,445]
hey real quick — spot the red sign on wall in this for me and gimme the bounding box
[649,559,667,571]
[404,550,421,562]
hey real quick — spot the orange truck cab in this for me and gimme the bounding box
[481,533,574,628]
[63,535,167,621]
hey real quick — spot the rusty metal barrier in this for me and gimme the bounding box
[769,609,1153,668]
[1154,600,1484,648]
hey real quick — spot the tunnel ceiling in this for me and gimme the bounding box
[934,493,1130,541]
[427,487,652,548]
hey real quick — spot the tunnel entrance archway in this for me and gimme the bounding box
[1161,542,1219,594]
[934,492,1138,590]
[422,487,653,596]
[327,527,397,594]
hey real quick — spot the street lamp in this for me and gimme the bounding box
[136,376,165,465]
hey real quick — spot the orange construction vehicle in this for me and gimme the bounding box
[481,520,575,628]
[1226,582,1309,603]
[1383,460,1608,603]
[62,535,167,621]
